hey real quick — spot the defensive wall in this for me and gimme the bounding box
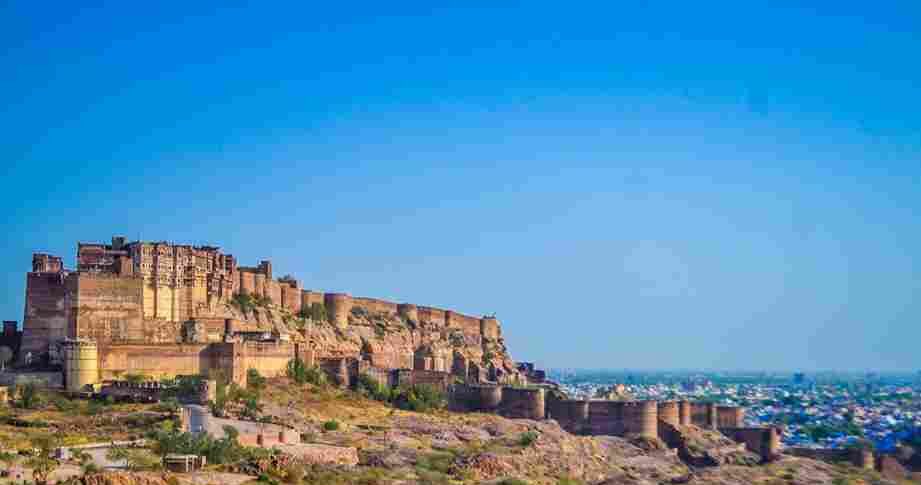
[61,340,302,391]
[21,269,69,362]
[720,427,783,462]
[450,384,779,460]
[0,321,22,363]
[450,384,546,421]
[787,447,875,470]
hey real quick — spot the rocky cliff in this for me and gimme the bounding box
[209,298,521,382]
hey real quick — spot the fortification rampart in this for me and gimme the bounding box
[417,306,446,326]
[253,273,266,299]
[787,447,874,470]
[721,427,782,462]
[69,272,146,343]
[717,405,745,428]
[324,293,352,327]
[397,303,417,321]
[21,270,69,362]
[301,290,324,309]
[352,297,398,316]
[62,339,99,392]
[679,401,692,425]
[658,401,679,427]
[454,385,755,446]
[588,400,658,438]
[280,284,301,314]
[690,402,719,429]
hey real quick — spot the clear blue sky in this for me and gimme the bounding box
[2,2,919,371]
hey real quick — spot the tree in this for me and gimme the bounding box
[26,435,60,485]
[16,381,42,409]
[0,346,13,371]
[247,368,266,391]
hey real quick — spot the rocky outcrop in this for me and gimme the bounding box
[212,300,521,382]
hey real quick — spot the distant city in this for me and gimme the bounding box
[550,369,921,452]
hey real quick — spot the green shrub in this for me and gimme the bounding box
[392,384,446,413]
[322,420,340,432]
[148,427,253,465]
[15,382,43,409]
[356,374,391,402]
[298,303,328,322]
[231,293,256,313]
[247,368,266,391]
[416,451,454,474]
[286,358,327,386]
[52,396,79,413]
[163,375,203,400]
[124,373,149,384]
[518,431,539,447]
[154,397,180,415]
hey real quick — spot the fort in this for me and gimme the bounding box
[13,235,783,465]
[18,236,523,390]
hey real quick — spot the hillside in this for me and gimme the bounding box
[1,378,916,485]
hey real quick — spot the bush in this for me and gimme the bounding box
[162,374,203,400]
[322,420,340,432]
[392,385,446,413]
[286,358,327,386]
[52,396,79,413]
[148,427,252,465]
[356,374,391,402]
[231,293,257,313]
[298,303,327,322]
[518,431,539,447]
[124,373,149,384]
[154,397,180,415]
[15,382,43,409]
[416,451,454,474]
[282,463,305,484]
[247,368,266,391]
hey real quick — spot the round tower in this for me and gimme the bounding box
[253,273,266,298]
[500,387,546,420]
[678,401,692,426]
[549,398,590,427]
[63,339,99,392]
[705,402,719,429]
[397,303,418,322]
[324,293,353,327]
[623,401,658,439]
[480,316,500,339]
[476,385,503,412]
[657,401,679,427]
[718,406,745,428]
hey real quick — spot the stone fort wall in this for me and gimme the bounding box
[450,384,778,460]
[83,340,299,387]
[21,270,69,362]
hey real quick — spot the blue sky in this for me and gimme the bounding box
[2,2,919,371]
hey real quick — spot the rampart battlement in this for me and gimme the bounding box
[787,447,877,470]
